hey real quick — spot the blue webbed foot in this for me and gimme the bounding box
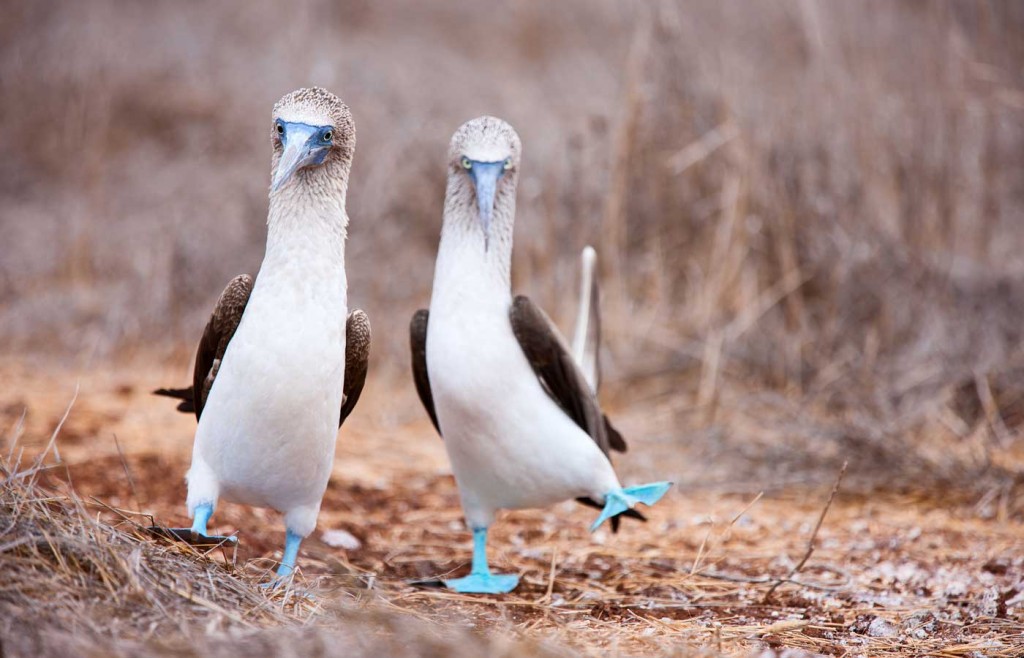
[443,526,519,594]
[590,481,673,532]
[444,572,519,594]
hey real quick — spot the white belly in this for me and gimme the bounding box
[190,274,346,517]
[427,301,619,528]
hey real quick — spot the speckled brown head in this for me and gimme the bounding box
[269,87,355,194]
[446,116,522,249]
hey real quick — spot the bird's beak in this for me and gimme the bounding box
[272,123,328,192]
[468,161,506,250]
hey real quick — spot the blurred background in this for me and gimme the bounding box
[2,0,1023,491]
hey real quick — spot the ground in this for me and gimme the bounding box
[2,355,1022,657]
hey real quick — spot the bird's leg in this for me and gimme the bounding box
[186,501,237,545]
[275,529,303,579]
[469,527,489,575]
[443,527,519,594]
[191,502,213,536]
[590,481,673,532]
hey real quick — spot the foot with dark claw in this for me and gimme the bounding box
[147,526,239,547]
[147,502,237,548]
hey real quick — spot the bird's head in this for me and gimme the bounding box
[270,87,355,193]
[448,116,522,249]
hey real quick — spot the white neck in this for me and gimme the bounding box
[263,176,349,271]
[432,173,517,303]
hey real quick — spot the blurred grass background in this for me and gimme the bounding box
[1,0,1023,490]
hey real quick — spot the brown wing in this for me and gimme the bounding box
[191,275,253,419]
[509,295,627,456]
[339,309,371,427]
[509,295,638,533]
[409,309,441,435]
[153,275,252,419]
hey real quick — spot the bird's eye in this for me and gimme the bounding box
[323,130,333,142]
[276,123,284,135]
[461,157,472,170]
[503,158,513,171]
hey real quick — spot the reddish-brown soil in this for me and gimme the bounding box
[3,356,1022,656]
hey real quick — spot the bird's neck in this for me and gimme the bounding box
[264,179,349,272]
[433,175,516,299]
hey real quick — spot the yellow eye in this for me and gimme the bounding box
[461,157,472,169]
[503,158,512,171]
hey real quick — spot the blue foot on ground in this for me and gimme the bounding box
[260,577,295,591]
[590,481,673,532]
[444,572,520,594]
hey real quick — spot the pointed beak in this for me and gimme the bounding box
[467,161,506,248]
[272,123,328,192]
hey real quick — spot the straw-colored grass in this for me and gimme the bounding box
[0,411,566,657]
[2,361,1021,657]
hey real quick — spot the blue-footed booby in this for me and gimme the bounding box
[153,87,371,581]
[409,117,671,594]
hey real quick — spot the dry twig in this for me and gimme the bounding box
[763,460,847,602]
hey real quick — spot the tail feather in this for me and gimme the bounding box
[153,387,196,413]
[590,482,672,532]
[571,246,600,393]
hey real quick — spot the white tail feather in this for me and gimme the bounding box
[571,246,600,393]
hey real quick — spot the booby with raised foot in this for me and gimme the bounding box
[154,87,370,582]
[409,117,670,594]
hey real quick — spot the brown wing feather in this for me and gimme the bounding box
[509,295,635,533]
[509,295,627,457]
[409,309,441,435]
[339,309,371,427]
[188,274,253,419]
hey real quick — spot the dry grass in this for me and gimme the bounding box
[1,361,1022,657]
[0,400,567,657]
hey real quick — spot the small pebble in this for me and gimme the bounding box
[866,617,898,638]
[321,528,361,550]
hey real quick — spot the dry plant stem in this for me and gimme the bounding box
[539,545,558,604]
[14,384,79,486]
[689,491,763,576]
[763,460,848,602]
[112,433,140,511]
[974,371,1011,447]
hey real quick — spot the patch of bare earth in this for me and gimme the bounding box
[2,358,1022,657]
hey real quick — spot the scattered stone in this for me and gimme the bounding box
[866,616,899,638]
[320,528,361,550]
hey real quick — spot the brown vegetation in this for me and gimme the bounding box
[2,1,1023,656]
[1,363,1022,656]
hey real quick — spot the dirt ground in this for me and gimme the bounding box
[2,355,1023,657]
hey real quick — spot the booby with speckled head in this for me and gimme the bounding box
[409,116,670,594]
[154,87,371,582]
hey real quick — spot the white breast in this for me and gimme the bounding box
[190,233,347,519]
[427,239,619,528]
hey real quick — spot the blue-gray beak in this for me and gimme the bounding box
[467,161,506,249]
[272,122,332,192]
